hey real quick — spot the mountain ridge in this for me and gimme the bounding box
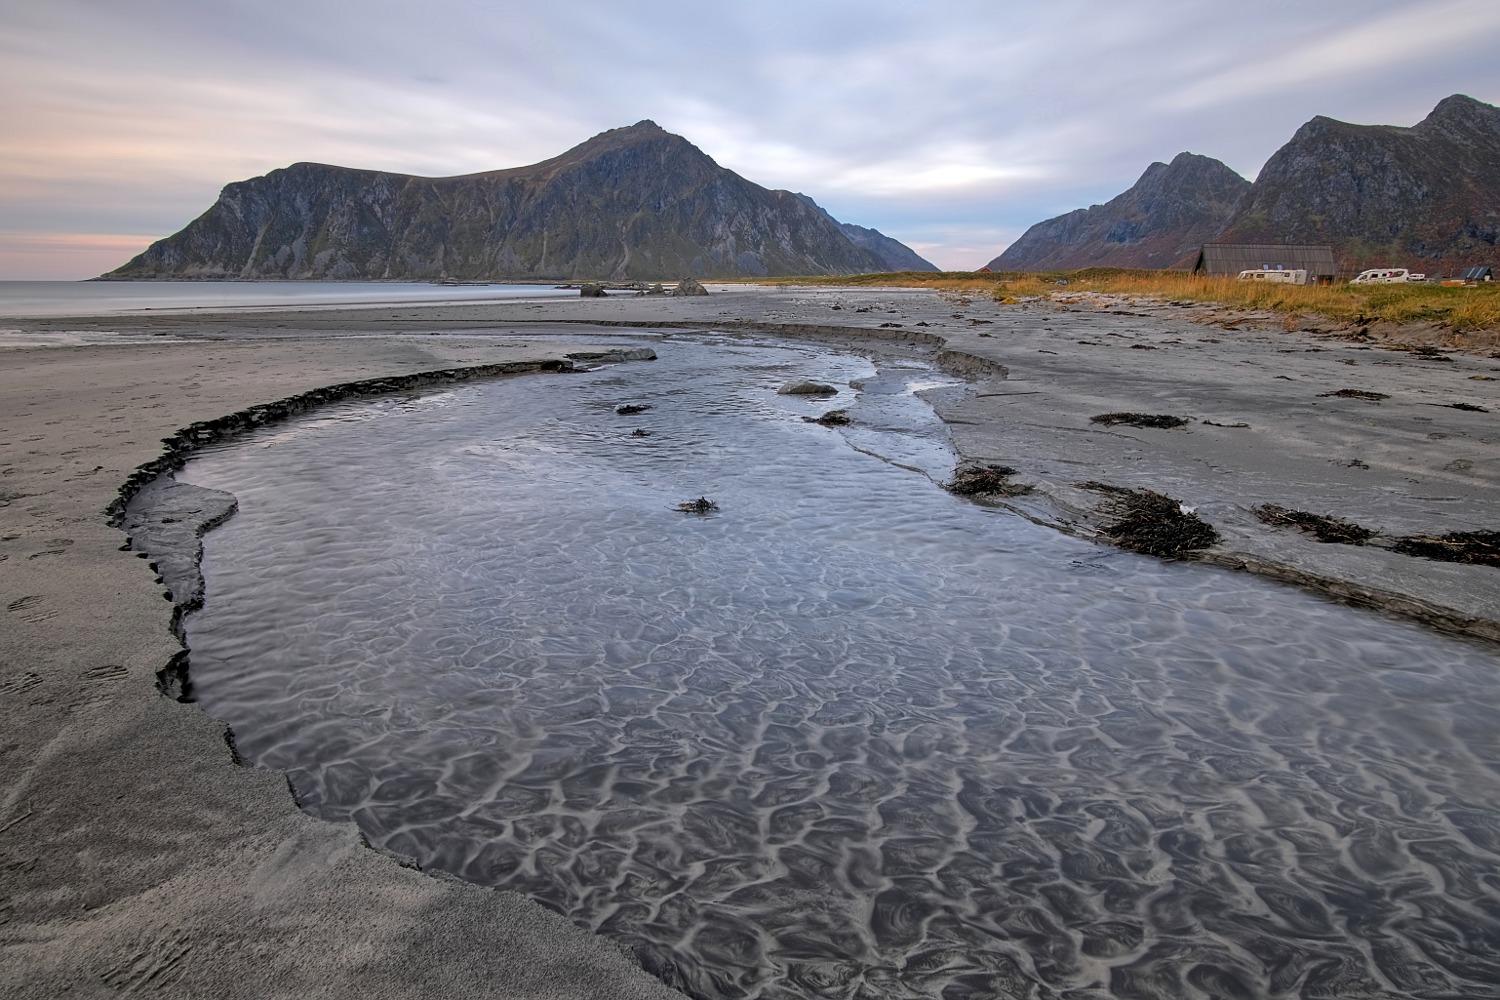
[795,193,938,272]
[1214,94,1500,270]
[104,121,935,281]
[987,94,1500,274]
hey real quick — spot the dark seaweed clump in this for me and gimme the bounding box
[1318,389,1389,401]
[946,464,1032,498]
[1078,482,1219,558]
[1090,413,1188,429]
[1254,504,1375,545]
[1390,531,1500,567]
[802,409,851,426]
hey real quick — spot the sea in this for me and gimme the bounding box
[155,332,1500,1000]
[0,279,575,319]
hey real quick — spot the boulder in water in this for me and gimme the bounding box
[669,278,709,297]
[778,379,838,396]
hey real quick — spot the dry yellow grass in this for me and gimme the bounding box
[766,269,1500,334]
[1029,271,1500,332]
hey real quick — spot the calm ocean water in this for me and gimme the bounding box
[163,335,1500,1000]
[0,279,572,319]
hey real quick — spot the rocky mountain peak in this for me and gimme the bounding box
[1216,94,1500,270]
[1416,93,1500,145]
[103,122,928,281]
[987,151,1249,271]
[988,94,1498,275]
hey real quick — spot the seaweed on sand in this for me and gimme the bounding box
[1318,389,1389,401]
[1090,413,1189,429]
[1077,482,1219,558]
[1389,531,1500,567]
[946,464,1032,498]
[1254,504,1375,545]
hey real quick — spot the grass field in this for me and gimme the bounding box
[766,269,1500,334]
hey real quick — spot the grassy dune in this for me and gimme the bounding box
[767,270,1500,335]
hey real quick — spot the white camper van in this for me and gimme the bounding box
[1349,268,1413,284]
[1237,269,1308,284]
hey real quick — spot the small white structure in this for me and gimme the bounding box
[1237,268,1308,284]
[1350,268,1413,284]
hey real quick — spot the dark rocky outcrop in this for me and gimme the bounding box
[988,153,1250,271]
[669,277,709,296]
[1215,94,1500,272]
[102,122,928,281]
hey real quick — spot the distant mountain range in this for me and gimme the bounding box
[988,94,1500,274]
[795,194,938,273]
[104,121,936,281]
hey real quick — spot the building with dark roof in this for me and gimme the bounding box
[1190,244,1339,283]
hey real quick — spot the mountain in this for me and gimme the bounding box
[986,152,1251,271]
[103,121,928,280]
[796,194,938,271]
[986,95,1500,274]
[1214,94,1500,270]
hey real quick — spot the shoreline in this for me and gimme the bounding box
[0,330,692,1000]
[4,285,1499,997]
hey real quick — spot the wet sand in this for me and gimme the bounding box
[3,284,1498,997]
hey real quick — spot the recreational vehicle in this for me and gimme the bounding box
[1350,268,1420,284]
[1237,269,1308,284]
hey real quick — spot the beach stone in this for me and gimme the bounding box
[778,379,838,396]
[579,282,606,298]
[670,278,709,297]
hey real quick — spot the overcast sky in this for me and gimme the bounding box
[3,0,1498,279]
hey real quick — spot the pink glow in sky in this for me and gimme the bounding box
[3,0,1498,279]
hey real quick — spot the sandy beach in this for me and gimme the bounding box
[3,283,1498,998]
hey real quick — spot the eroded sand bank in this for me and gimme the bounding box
[2,284,1497,997]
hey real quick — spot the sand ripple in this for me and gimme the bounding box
[176,336,1500,999]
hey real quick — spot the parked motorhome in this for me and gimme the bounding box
[1237,269,1308,284]
[1350,268,1414,284]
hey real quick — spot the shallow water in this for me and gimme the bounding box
[178,334,1500,1000]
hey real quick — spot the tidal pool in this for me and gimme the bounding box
[176,334,1500,1000]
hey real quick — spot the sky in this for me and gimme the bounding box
[3,0,1499,279]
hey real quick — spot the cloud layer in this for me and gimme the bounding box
[2,0,1497,277]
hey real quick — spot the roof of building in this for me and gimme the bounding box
[1192,243,1339,276]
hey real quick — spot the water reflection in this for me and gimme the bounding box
[179,335,1500,999]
